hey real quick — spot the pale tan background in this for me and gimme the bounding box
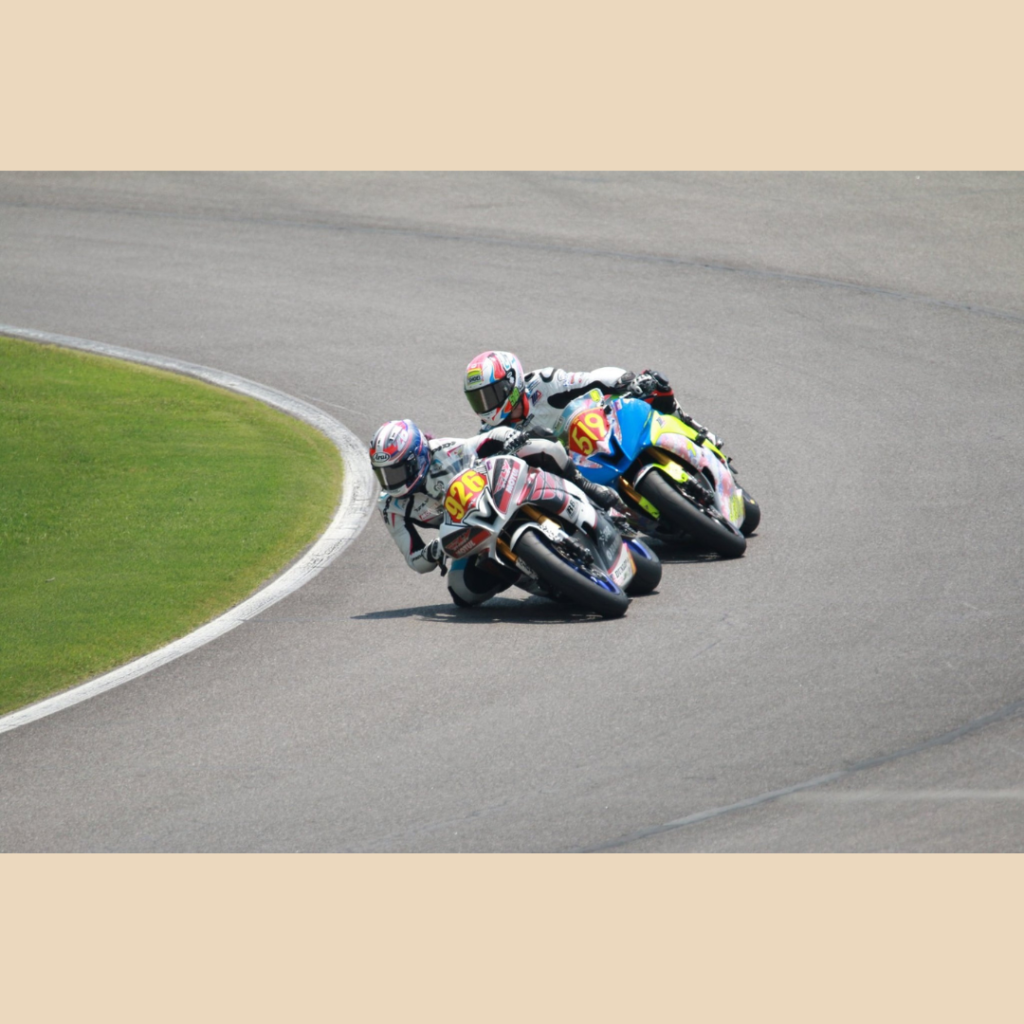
[3,0,1023,1019]
[6,0,1023,169]
[5,855,1024,1019]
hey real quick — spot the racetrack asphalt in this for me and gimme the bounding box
[1,172,1022,852]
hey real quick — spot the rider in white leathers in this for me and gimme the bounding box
[370,419,624,607]
[463,350,723,447]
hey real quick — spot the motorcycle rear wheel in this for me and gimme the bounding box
[637,469,747,558]
[740,491,761,536]
[513,529,630,619]
[624,539,662,595]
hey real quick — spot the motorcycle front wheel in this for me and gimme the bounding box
[637,469,747,558]
[513,529,630,619]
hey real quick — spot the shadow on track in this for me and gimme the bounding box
[351,592,657,625]
[645,538,740,564]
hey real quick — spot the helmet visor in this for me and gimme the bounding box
[466,377,514,416]
[374,461,415,491]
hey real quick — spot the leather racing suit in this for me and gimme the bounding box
[377,426,620,606]
[478,366,722,446]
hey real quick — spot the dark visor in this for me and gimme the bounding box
[467,377,514,415]
[374,461,415,491]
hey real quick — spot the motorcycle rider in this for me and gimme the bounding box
[369,418,627,607]
[463,350,724,449]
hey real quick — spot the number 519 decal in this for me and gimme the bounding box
[568,409,611,458]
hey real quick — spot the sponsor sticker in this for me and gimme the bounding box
[443,526,489,557]
[611,549,634,585]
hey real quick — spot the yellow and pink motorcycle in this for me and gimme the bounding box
[555,391,759,558]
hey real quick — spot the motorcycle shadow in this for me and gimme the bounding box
[644,537,733,564]
[352,594,621,625]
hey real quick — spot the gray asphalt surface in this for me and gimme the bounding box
[1,172,1022,852]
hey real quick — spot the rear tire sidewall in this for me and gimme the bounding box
[637,468,747,558]
[740,491,761,536]
[625,539,662,595]
[513,529,630,618]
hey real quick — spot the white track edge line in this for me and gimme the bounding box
[0,325,376,735]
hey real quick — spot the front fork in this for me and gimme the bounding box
[498,506,567,576]
[502,506,617,581]
[497,505,549,566]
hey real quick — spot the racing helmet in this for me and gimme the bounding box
[464,350,529,426]
[368,419,430,496]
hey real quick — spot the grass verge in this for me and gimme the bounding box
[0,336,342,716]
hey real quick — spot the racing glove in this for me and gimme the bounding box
[500,430,532,456]
[425,537,448,575]
[627,369,677,414]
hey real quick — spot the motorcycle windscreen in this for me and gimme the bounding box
[611,398,657,464]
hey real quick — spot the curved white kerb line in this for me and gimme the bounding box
[0,325,376,735]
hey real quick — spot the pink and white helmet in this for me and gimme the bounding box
[368,419,430,496]
[463,350,529,427]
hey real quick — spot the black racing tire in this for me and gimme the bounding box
[513,529,630,619]
[740,491,761,536]
[637,469,747,558]
[624,539,662,595]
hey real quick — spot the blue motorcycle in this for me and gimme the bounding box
[554,391,759,558]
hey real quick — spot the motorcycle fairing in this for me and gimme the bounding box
[444,467,489,522]
[487,455,526,516]
[648,414,745,529]
[561,392,747,533]
[562,394,652,485]
[443,526,493,558]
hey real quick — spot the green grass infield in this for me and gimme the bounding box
[0,336,343,716]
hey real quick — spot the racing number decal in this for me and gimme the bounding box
[445,469,487,521]
[568,409,610,457]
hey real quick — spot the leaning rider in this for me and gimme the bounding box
[369,418,625,607]
[462,350,723,449]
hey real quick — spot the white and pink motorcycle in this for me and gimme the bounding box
[437,449,661,619]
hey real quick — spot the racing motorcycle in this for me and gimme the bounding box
[437,449,661,618]
[554,390,759,558]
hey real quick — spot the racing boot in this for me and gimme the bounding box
[567,464,631,517]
